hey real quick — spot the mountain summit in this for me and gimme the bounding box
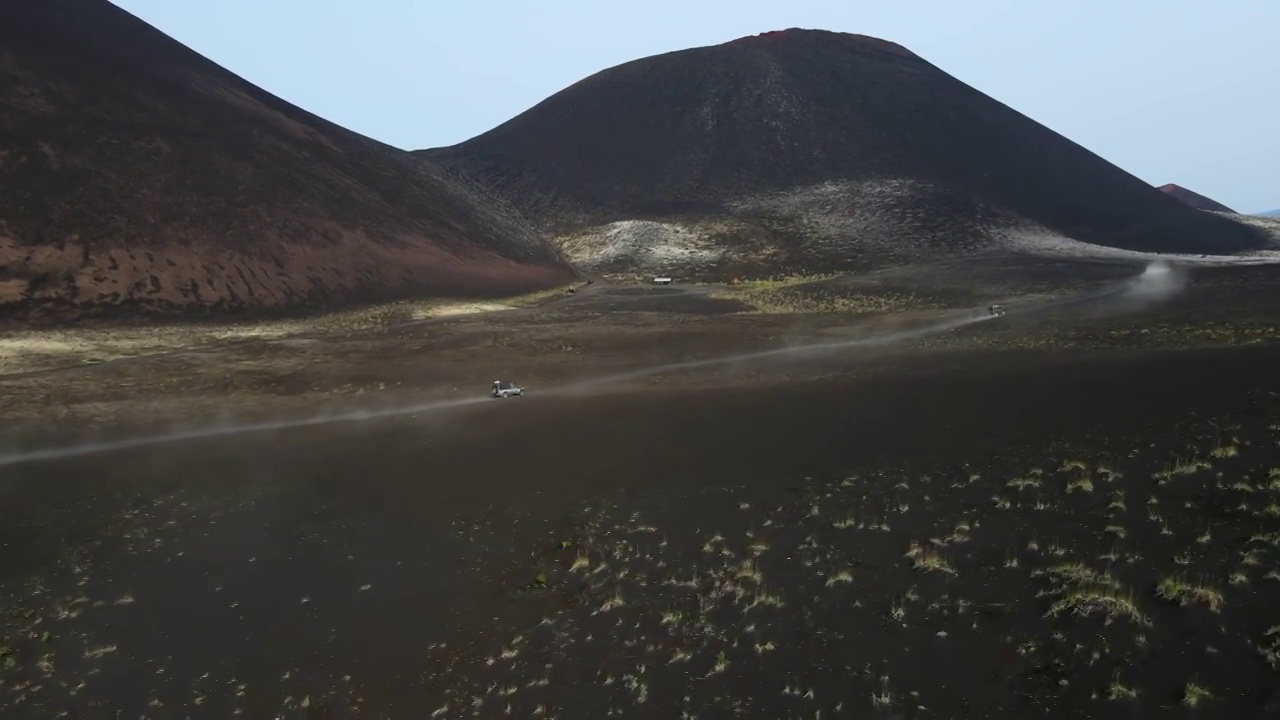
[1156,184,1236,214]
[421,29,1268,277]
[0,0,574,324]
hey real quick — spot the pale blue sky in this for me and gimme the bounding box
[111,0,1276,213]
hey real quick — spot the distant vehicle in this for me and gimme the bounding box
[988,304,1005,317]
[653,277,673,285]
[491,380,524,398]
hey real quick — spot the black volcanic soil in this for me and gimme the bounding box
[2,263,1280,717]
[1158,184,1237,214]
[421,28,1268,268]
[0,0,575,326]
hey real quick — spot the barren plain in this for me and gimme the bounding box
[1,255,1279,718]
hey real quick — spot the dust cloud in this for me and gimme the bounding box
[1122,259,1187,305]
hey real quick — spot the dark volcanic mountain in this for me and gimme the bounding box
[420,29,1269,278]
[0,0,574,324]
[1156,184,1236,213]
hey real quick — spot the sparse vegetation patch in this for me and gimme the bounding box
[411,406,1280,717]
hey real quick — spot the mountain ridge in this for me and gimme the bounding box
[1156,183,1236,214]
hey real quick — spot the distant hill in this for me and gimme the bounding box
[1156,184,1236,214]
[0,0,574,324]
[420,29,1269,278]
[1258,209,1280,217]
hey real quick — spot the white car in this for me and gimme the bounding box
[491,380,524,398]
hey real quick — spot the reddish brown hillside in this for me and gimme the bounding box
[1156,184,1236,214]
[0,0,575,325]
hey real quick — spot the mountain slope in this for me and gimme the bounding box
[1156,184,1236,213]
[1259,210,1280,218]
[0,0,574,324]
[419,29,1269,278]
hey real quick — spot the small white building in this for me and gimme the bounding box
[652,277,673,285]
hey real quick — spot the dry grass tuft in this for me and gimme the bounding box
[1045,586,1146,625]
[905,543,955,574]
[1182,681,1213,707]
[1155,577,1224,612]
[1260,627,1280,669]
